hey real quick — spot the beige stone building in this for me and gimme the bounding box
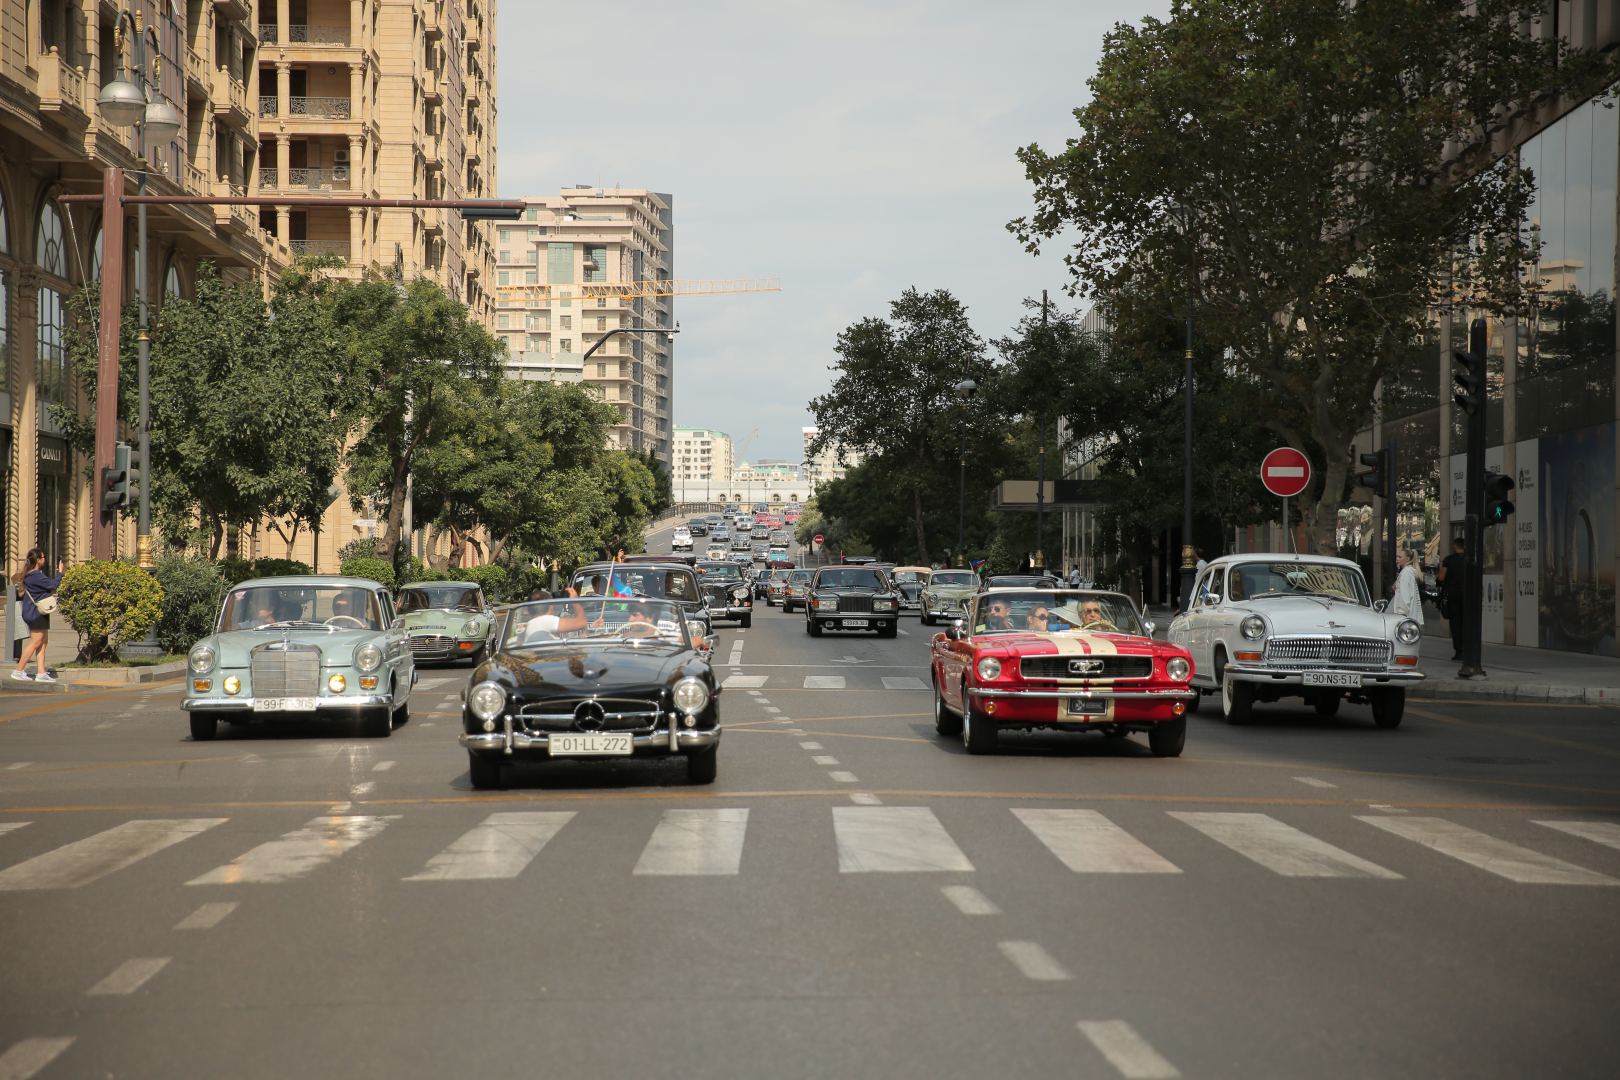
[801,426,861,489]
[672,427,732,493]
[0,0,498,581]
[492,187,675,463]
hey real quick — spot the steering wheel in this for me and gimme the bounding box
[325,616,367,629]
[1083,618,1118,632]
[620,620,660,640]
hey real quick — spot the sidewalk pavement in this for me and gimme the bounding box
[1143,605,1620,705]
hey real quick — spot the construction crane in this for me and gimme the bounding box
[492,277,780,303]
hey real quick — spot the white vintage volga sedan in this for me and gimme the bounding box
[1167,554,1423,728]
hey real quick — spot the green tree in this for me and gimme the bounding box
[1011,0,1614,551]
[591,452,659,559]
[638,449,674,518]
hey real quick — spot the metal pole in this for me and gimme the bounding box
[1180,296,1195,607]
[1462,319,1488,678]
[92,166,126,562]
[1385,437,1399,592]
[135,28,152,568]
[1036,291,1049,571]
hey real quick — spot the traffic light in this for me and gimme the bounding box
[100,442,136,514]
[1356,448,1392,501]
[1484,470,1516,525]
[1452,347,1484,415]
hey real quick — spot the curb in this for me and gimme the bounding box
[1409,680,1620,704]
[56,659,187,688]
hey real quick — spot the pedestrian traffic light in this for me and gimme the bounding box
[1452,347,1484,415]
[100,442,136,514]
[1356,448,1392,501]
[1484,470,1516,525]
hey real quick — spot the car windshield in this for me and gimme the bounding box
[817,568,885,590]
[971,590,1146,636]
[698,563,743,583]
[1231,562,1371,605]
[571,567,698,602]
[893,570,925,584]
[500,598,690,649]
[788,571,813,585]
[222,585,383,631]
[931,571,977,588]
[397,585,483,613]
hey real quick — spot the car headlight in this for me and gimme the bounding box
[733,587,749,601]
[874,599,897,611]
[1166,656,1191,682]
[354,643,383,673]
[468,681,506,722]
[815,597,837,611]
[673,677,710,715]
[1240,614,1267,640]
[977,657,1002,680]
[464,617,488,638]
[1396,619,1421,645]
[189,644,216,674]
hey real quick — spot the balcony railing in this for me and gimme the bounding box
[289,96,352,119]
[261,166,355,191]
[289,240,350,262]
[185,160,207,193]
[259,96,277,116]
[258,24,351,45]
[37,48,88,119]
[213,67,248,114]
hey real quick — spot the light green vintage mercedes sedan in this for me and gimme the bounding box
[181,576,416,742]
[397,581,493,665]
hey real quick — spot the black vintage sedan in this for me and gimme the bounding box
[460,597,722,789]
[805,564,901,637]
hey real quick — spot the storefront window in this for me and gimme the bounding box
[36,201,68,404]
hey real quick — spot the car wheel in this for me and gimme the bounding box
[1217,655,1254,725]
[878,622,897,638]
[921,611,934,627]
[1371,688,1405,730]
[933,680,963,737]
[392,694,410,726]
[962,697,998,755]
[467,752,503,790]
[738,614,752,629]
[1185,690,1202,715]
[365,705,393,738]
[687,746,719,784]
[189,715,218,741]
[807,620,822,637]
[1148,716,1187,758]
[1313,693,1342,718]
[467,645,485,666]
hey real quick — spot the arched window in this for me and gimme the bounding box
[163,260,181,301]
[36,199,68,403]
[89,226,102,286]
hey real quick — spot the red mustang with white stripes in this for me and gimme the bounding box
[930,589,1197,757]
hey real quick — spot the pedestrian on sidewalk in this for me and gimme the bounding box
[1437,537,1467,660]
[12,548,64,683]
[1391,546,1424,628]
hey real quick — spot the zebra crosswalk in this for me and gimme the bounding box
[721,672,931,691]
[0,806,1616,892]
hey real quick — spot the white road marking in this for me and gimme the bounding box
[350,782,376,798]
[419,722,436,728]
[881,676,928,690]
[834,807,973,872]
[804,675,846,689]
[175,902,238,930]
[1359,816,1617,885]
[328,802,352,813]
[849,792,883,805]
[998,940,1072,981]
[238,754,264,765]
[726,676,769,689]
[93,721,116,730]
[763,706,782,714]
[1366,803,1407,813]
[0,819,225,891]
[189,815,397,885]
[633,808,749,876]
[811,755,840,766]
[372,761,396,773]
[87,957,170,996]
[941,884,1000,915]
[897,628,910,637]
[828,771,859,783]
[3,763,31,771]
[1014,809,1180,874]
[0,823,28,838]
[798,741,824,750]
[406,811,574,881]
[1077,1020,1182,1079]
[1535,820,1620,852]
[1172,812,1401,879]
[0,1037,75,1079]
[1292,776,1337,789]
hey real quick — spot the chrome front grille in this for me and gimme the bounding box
[1019,655,1153,680]
[837,596,875,614]
[518,697,663,734]
[250,643,320,697]
[1264,636,1392,668]
[410,635,455,654]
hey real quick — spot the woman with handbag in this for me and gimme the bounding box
[12,548,64,683]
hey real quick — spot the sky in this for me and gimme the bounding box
[495,0,1170,463]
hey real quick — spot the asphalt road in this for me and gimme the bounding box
[1,534,1618,1078]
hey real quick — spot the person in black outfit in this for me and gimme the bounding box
[1437,537,1468,661]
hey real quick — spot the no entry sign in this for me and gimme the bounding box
[1261,447,1311,498]
[813,533,825,548]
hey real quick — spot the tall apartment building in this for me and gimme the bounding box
[256,0,498,324]
[802,426,862,489]
[672,427,733,485]
[492,188,675,463]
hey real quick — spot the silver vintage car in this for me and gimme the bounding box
[181,576,416,741]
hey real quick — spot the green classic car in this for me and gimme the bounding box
[181,576,416,742]
[398,581,494,665]
[919,569,981,626]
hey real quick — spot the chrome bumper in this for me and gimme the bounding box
[461,717,722,756]
[967,687,1197,702]
[711,605,752,618]
[1225,664,1425,686]
[183,694,394,713]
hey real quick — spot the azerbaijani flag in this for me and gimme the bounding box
[969,557,987,571]
[608,569,635,598]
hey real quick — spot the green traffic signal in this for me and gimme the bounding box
[1484,470,1515,525]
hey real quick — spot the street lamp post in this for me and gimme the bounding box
[954,377,978,566]
[1170,202,1199,611]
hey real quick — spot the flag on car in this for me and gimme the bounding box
[969,557,986,571]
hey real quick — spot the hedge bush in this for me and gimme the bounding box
[152,555,226,654]
[218,557,313,586]
[459,564,511,601]
[339,555,396,590]
[399,558,449,585]
[58,560,165,663]
[337,538,382,564]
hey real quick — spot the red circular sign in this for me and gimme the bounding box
[1261,447,1311,498]
[813,533,825,546]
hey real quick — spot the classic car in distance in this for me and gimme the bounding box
[711,526,732,543]
[931,589,1195,756]
[890,566,931,614]
[182,576,416,742]
[460,597,722,788]
[1167,554,1423,728]
[687,518,709,537]
[695,560,753,626]
[398,581,493,665]
[920,569,980,625]
[763,568,793,605]
[672,527,694,551]
[986,574,1060,589]
[570,561,713,643]
[704,544,729,562]
[805,564,900,637]
[781,569,814,612]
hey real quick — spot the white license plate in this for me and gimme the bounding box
[549,733,633,756]
[253,697,318,712]
[1303,672,1362,688]
[843,619,869,628]
[1067,698,1107,715]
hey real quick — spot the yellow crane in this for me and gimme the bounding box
[492,277,781,303]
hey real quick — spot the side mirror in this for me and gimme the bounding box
[1373,598,1389,613]
[1143,620,1156,636]
[687,620,709,646]
[393,616,405,631]
[947,619,967,641]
